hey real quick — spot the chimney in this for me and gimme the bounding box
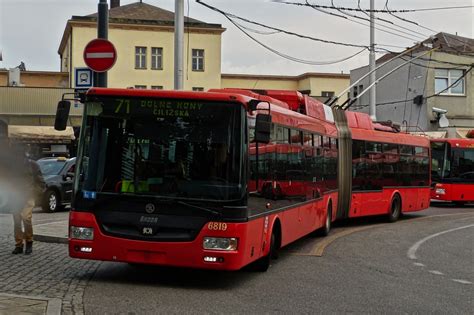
[110,0,120,9]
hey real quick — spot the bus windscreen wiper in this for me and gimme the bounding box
[177,201,221,217]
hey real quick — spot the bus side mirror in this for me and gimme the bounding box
[54,100,71,131]
[255,113,271,144]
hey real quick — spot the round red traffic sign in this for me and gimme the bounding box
[83,39,117,72]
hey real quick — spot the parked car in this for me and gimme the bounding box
[37,157,76,212]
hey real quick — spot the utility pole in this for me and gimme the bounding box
[368,0,376,121]
[96,0,108,87]
[174,0,184,90]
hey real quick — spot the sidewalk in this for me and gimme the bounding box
[33,220,68,244]
[0,293,61,315]
[0,213,99,315]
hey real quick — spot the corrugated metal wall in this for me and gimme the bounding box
[0,87,82,116]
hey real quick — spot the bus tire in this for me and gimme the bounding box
[252,231,277,272]
[388,194,401,222]
[319,202,332,237]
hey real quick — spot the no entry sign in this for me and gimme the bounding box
[83,39,117,72]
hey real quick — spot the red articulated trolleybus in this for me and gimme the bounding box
[431,138,474,205]
[55,87,430,271]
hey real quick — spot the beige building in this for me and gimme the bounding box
[58,1,224,90]
[0,70,68,88]
[221,72,349,103]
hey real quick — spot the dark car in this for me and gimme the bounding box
[37,157,76,212]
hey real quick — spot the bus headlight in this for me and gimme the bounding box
[70,226,94,240]
[203,237,238,251]
[435,188,446,195]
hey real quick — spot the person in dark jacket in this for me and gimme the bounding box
[11,149,45,255]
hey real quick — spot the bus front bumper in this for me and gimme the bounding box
[68,211,251,271]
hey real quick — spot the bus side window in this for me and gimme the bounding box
[275,125,289,144]
[303,132,313,146]
[352,140,366,190]
[290,129,302,145]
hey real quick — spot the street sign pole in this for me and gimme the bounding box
[96,0,109,87]
[174,0,184,90]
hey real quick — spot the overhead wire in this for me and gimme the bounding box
[384,0,437,34]
[384,0,474,53]
[328,0,426,41]
[196,0,368,49]
[227,16,368,65]
[275,1,473,54]
[356,0,430,39]
[272,1,474,13]
[397,55,472,70]
[352,65,473,110]
[303,0,423,43]
[234,22,281,35]
[196,0,384,66]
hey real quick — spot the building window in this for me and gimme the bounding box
[435,69,465,95]
[321,91,335,97]
[192,87,204,91]
[134,85,147,89]
[135,47,147,69]
[151,85,163,90]
[151,47,163,70]
[192,49,205,71]
[353,86,358,98]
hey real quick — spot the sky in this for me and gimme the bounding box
[0,0,472,75]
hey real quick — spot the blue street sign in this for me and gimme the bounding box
[75,67,93,88]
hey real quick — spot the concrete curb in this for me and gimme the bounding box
[0,293,62,315]
[33,234,68,244]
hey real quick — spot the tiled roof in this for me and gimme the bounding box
[431,32,474,54]
[376,32,474,63]
[80,1,219,28]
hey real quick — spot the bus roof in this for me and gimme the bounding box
[85,87,429,147]
[86,87,253,106]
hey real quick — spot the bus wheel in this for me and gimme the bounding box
[319,202,332,237]
[252,232,276,272]
[388,194,401,222]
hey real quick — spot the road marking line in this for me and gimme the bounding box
[413,262,425,267]
[407,224,474,260]
[34,220,68,227]
[311,225,378,256]
[428,270,444,275]
[308,213,474,257]
[452,279,472,285]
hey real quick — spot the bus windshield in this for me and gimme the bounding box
[76,97,244,201]
[450,148,474,180]
[431,141,474,183]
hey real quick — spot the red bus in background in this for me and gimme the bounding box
[61,87,430,272]
[431,138,474,205]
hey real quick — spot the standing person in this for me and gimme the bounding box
[11,149,45,255]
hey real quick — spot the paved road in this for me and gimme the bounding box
[83,205,474,314]
[0,205,472,314]
[0,209,99,314]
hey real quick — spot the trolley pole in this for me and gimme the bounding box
[174,0,184,90]
[368,0,376,121]
[96,0,108,87]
